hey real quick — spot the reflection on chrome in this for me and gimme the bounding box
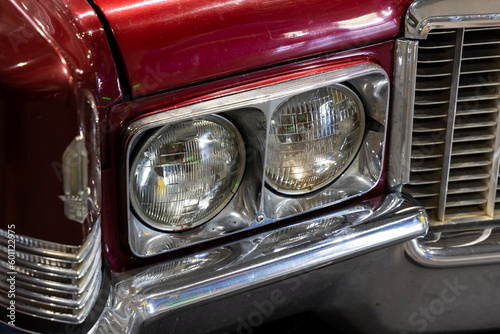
[125,63,389,257]
[406,0,500,39]
[388,39,418,190]
[399,0,500,265]
[406,223,500,267]
[92,193,428,333]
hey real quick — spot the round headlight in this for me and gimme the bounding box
[265,84,365,194]
[131,115,245,231]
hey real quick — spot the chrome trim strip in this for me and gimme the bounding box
[406,0,500,40]
[0,271,102,323]
[388,39,419,190]
[437,29,464,221]
[124,63,390,257]
[0,221,99,261]
[0,243,101,293]
[94,193,428,333]
[0,237,100,279]
[0,222,102,324]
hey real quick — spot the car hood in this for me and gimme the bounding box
[93,0,412,97]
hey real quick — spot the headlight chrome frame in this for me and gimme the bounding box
[124,62,389,257]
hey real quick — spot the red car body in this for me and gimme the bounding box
[1,0,409,268]
[1,0,500,333]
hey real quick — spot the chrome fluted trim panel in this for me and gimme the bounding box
[406,0,500,39]
[0,222,102,324]
[93,193,428,334]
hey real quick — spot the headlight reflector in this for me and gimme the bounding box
[265,84,365,194]
[131,115,245,231]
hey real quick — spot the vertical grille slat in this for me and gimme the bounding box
[404,27,500,224]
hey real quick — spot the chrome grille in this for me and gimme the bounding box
[404,27,500,224]
[0,223,102,324]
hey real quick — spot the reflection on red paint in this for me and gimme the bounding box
[93,0,412,96]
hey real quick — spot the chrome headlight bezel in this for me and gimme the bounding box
[124,62,389,257]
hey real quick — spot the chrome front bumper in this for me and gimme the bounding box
[88,193,428,333]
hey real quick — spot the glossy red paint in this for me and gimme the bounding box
[0,0,121,245]
[93,0,411,97]
[102,41,395,270]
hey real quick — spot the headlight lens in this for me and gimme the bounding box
[265,84,365,194]
[131,115,245,231]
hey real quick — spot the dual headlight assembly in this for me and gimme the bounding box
[126,63,389,257]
